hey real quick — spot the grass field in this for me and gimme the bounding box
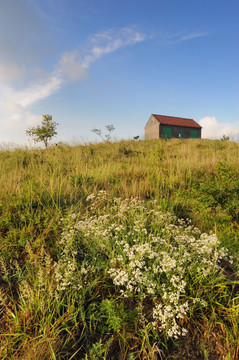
[0,139,239,359]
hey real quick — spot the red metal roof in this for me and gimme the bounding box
[152,114,202,128]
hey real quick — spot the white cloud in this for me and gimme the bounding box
[0,26,146,143]
[0,3,147,144]
[3,99,24,118]
[180,32,208,42]
[14,76,63,107]
[164,31,208,45]
[0,94,40,135]
[0,26,145,112]
[0,74,61,140]
[56,27,145,82]
[2,111,40,131]
[83,27,145,68]
[57,50,88,83]
[200,116,239,139]
[0,61,26,83]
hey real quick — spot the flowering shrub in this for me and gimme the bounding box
[55,193,233,339]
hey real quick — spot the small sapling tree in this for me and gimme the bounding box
[105,125,115,141]
[26,114,58,147]
[91,125,115,142]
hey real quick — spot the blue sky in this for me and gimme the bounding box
[0,0,238,145]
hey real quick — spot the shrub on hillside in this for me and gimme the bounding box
[54,193,234,356]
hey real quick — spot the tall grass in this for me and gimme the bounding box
[0,139,239,359]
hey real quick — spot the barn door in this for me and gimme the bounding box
[190,129,198,138]
[163,127,172,138]
[178,129,185,138]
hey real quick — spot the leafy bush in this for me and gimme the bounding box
[53,194,235,357]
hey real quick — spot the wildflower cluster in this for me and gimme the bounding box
[54,214,83,291]
[55,214,97,292]
[55,195,233,339]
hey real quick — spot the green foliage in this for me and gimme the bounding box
[119,145,135,156]
[179,161,239,252]
[100,299,123,333]
[0,139,239,359]
[26,114,58,147]
[84,339,106,359]
[192,162,239,221]
[221,134,230,141]
[55,197,236,343]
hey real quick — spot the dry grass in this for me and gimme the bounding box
[0,138,239,359]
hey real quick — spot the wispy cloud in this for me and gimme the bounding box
[200,116,239,139]
[162,30,208,45]
[0,61,26,83]
[0,26,146,142]
[0,75,63,141]
[14,76,63,107]
[179,31,208,42]
[83,27,145,68]
[56,27,146,82]
[57,50,89,83]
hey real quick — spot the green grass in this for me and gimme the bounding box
[0,139,239,359]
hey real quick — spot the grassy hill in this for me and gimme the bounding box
[0,139,239,359]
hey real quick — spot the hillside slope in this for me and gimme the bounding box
[0,139,239,359]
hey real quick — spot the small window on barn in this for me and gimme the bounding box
[163,127,172,138]
[190,129,198,138]
[178,129,185,138]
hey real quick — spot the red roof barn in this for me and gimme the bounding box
[145,114,202,139]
